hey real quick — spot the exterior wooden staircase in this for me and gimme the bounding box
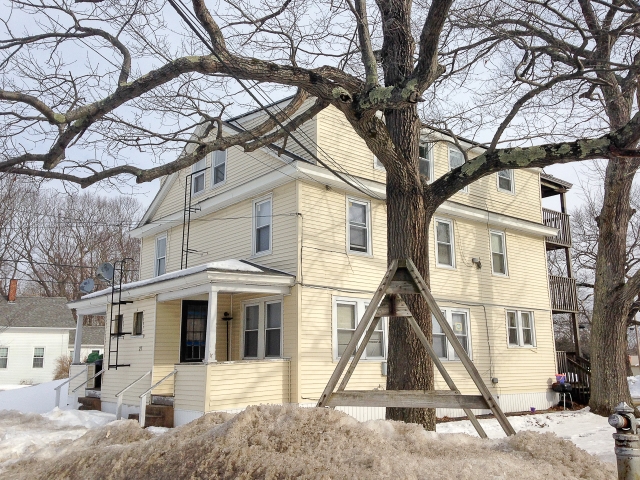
[556,351,591,405]
[128,396,174,428]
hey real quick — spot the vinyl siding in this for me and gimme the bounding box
[140,182,299,281]
[101,297,156,406]
[0,328,71,385]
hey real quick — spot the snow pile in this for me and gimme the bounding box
[0,408,116,471]
[438,407,615,463]
[628,375,640,398]
[0,379,70,413]
[3,405,616,480]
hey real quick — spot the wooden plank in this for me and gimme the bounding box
[406,316,487,439]
[376,295,412,317]
[387,280,420,294]
[405,259,516,436]
[338,316,382,391]
[327,390,488,409]
[317,260,399,408]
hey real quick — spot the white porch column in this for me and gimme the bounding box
[204,287,218,363]
[73,314,84,364]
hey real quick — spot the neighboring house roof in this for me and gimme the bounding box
[0,296,76,329]
[541,172,573,189]
[69,326,105,347]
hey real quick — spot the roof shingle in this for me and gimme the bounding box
[0,296,76,329]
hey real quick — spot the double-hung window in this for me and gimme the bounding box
[419,144,434,182]
[192,158,206,194]
[0,347,7,368]
[243,298,282,359]
[435,218,455,268]
[348,198,371,254]
[506,310,535,347]
[211,150,226,186]
[490,230,508,275]
[497,169,514,193]
[432,309,471,361]
[133,312,143,336]
[33,347,44,368]
[155,235,167,276]
[253,197,272,255]
[448,147,468,192]
[334,297,386,360]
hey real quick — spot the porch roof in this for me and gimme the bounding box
[67,259,295,315]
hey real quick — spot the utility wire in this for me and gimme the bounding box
[168,0,382,201]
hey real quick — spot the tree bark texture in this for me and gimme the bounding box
[590,158,636,415]
[384,106,436,429]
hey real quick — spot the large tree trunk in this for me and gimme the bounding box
[384,106,436,429]
[589,159,636,415]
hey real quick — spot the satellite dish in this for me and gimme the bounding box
[79,278,95,294]
[96,262,115,283]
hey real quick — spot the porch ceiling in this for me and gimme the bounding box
[67,259,294,315]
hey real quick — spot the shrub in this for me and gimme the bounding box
[53,354,72,380]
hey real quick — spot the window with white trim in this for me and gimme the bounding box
[155,235,167,276]
[133,312,143,336]
[432,309,471,361]
[211,150,227,186]
[348,198,371,254]
[333,297,386,360]
[419,144,434,182]
[33,347,44,368]
[243,298,282,359]
[253,197,272,255]
[373,155,385,170]
[490,230,508,275]
[192,158,206,194]
[497,169,514,193]
[448,147,468,192]
[0,347,7,368]
[506,310,535,347]
[435,218,455,267]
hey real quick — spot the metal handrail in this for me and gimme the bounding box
[115,370,151,420]
[55,365,88,408]
[138,369,177,428]
[140,370,177,398]
[72,369,105,393]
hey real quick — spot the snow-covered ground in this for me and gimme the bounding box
[0,380,623,478]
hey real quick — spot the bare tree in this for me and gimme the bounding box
[3,0,640,426]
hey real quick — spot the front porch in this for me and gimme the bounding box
[67,260,296,426]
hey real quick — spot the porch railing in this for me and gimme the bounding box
[138,370,177,427]
[54,365,88,408]
[71,369,105,394]
[556,351,591,403]
[549,275,578,312]
[543,208,572,248]
[115,370,151,420]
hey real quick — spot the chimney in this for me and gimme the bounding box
[8,279,17,302]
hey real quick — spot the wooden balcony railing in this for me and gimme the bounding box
[549,275,578,313]
[543,208,572,248]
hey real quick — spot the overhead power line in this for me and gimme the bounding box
[167,0,382,201]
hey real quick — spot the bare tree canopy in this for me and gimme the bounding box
[5,0,640,424]
[2,0,640,189]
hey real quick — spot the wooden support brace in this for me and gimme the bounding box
[404,259,515,436]
[327,390,488,409]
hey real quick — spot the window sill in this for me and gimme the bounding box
[347,249,373,257]
[130,334,145,339]
[251,250,272,259]
[333,358,387,363]
[507,345,536,349]
[491,273,510,278]
[435,263,456,270]
[497,188,515,195]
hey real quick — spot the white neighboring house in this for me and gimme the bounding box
[0,281,75,386]
[69,326,105,362]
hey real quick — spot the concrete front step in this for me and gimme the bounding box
[78,396,101,411]
[128,404,174,428]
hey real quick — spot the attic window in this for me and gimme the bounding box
[211,150,226,186]
[192,158,206,194]
[419,145,433,182]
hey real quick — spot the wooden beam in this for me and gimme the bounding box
[376,295,412,317]
[338,316,382,391]
[317,260,399,407]
[406,316,487,438]
[405,259,516,436]
[327,390,488,409]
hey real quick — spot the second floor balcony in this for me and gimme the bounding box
[543,208,572,250]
